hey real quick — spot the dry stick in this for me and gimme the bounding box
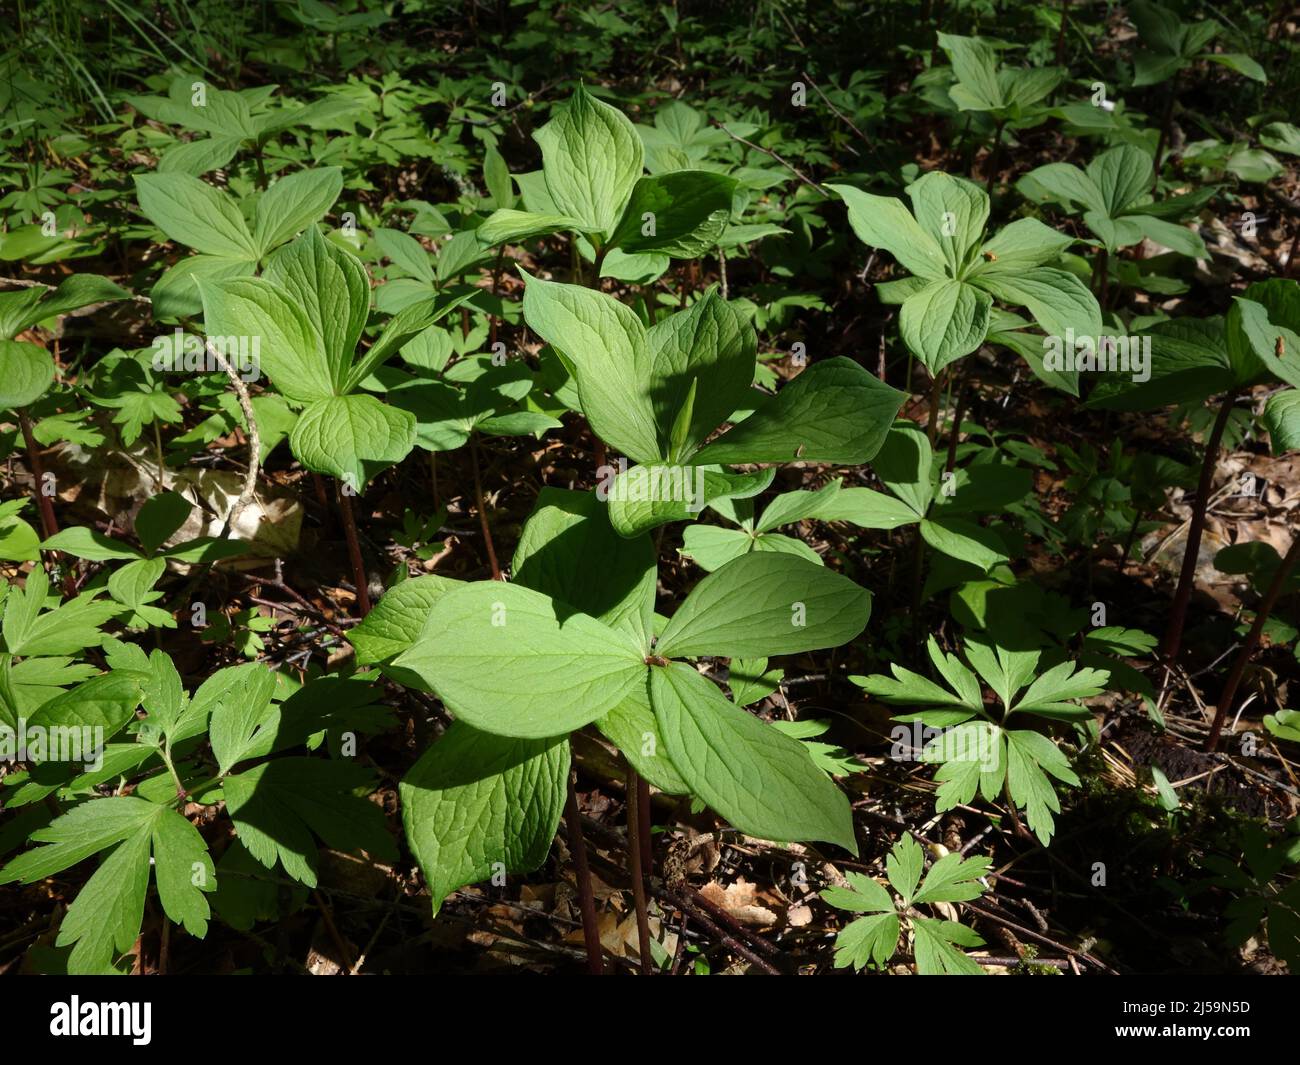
[656,883,782,975]
[469,436,502,580]
[1161,391,1238,662]
[799,70,871,158]
[1204,535,1300,751]
[563,769,605,975]
[709,119,829,196]
[336,483,371,616]
[204,339,260,537]
[626,767,654,974]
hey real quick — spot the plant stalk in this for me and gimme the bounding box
[336,481,372,616]
[1161,392,1237,662]
[564,768,604,975]
[626,766,653,974]
[470,436,502,580]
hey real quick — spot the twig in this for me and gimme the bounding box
[709,119,829,195]
[203,339,261,536]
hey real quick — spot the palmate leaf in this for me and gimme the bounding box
[400,722,570,913]
[0,796,214,974]
[912,916,986,974]
[222,757,396,888]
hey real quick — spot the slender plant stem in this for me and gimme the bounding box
[925,368,944,447]
[18,408,59,541]
[986,118,1007,193]
[1161,392,1237,662]
[1152,74,1178,187]
[563,768,604,975]
[1119,508,1143,569]
[1204,536,1300,751]
[18,408,74,596]
[636,773,652,878]
[336,481,372,616]
[626,766,653,974]
[1055,0,1070,65]
[469,436,502,580]
[945,380,968,473]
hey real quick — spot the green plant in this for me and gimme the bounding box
[822,834,991,974]
[856,636,1107,844]
[832,171,1100,376]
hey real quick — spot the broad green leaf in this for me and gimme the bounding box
[646,290,756,458]
[151,253,256,320]
[972,218,1076,274]
[828,184,948,281]
[971,266,1102,340]
[400,722,569,913]
[289,394,416,489]
[0,340,55,409]
[27,672,144,750]
[476,209,592,246]
[252,167,343,256]
[520,271,660,463]
[394,581,647,739]
[1264,389,1300,454]
[1086,145,1153,216]
[263,224,369,391]
[1129,214,1207,259]
[906,171,989,275]
[692,358,906,466]
[679,523,757,571]
[1085,317,1232,410]
[871,419,934,518]
[198,276,334,402]
[608,171,736,257]
[483,144,515,210]
[815,487,922,529]
[656,552,871,659]
[535,85,644,238]
[937,33,1003,110]
[348,574,463,664]
[1017,162,1105,215]
[900,279,991,373]
[649,662,857,852]
[135,173,258,259]
[1206,53,1267,82]
[512,487,655,640]
[606,464,773,538]
[919,515,1008,570]
[135,491,193,555]
[596,681,690,793]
